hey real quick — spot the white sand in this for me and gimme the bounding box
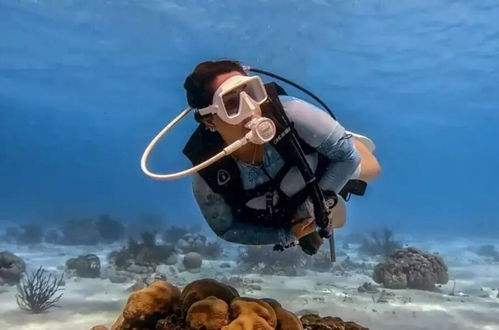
[1,237,498,330]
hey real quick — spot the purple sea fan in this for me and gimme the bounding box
[16,266,65,313]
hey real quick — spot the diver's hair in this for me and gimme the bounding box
[184,60,246,120]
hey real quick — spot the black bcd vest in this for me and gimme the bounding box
[183,83,365,229]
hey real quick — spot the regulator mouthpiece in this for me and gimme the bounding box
[245,117,276,145]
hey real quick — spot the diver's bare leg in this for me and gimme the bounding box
[354,138,381,182]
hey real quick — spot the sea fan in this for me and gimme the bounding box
[359,228,402,258]
[16,266,64,313]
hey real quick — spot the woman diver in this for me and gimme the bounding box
[141,60,381,255]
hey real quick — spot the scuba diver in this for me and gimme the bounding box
[141,60,380,260]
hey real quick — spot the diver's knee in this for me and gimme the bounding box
[333,215,346,228]
[353,139,381,182]
[361,164,381,182]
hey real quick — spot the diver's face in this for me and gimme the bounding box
[203,71,253,138]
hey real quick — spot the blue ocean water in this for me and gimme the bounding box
[1,0,498,234]
[1,2,499,330]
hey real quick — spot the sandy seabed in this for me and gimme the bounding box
[1,236,498,330]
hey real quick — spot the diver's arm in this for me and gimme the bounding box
[192,173,295,246]
[282,97,361,193]
[315,129,361,193]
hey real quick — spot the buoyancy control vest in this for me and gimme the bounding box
[182,83,332,230]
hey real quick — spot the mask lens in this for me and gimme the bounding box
[222,85,245,117]
[242,80,266,103]
[221,80,266,118]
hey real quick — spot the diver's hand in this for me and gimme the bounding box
[291,218,316,241]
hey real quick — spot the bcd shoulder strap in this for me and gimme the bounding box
[183,124,242,206]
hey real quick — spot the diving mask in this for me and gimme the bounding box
[197,75,268,125]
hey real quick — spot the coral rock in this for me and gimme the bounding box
[187,296,229,329]
[110,315,125,330]
[261,298,281,309]
[476,244,498,257]
[17,224,44,244]
[63,218,101,245]
[262,298,302,330]
[109,237,176,271]
[96,214,125,243]
[98,279,369,330]
[112,280,181,329]
[222,314,274,330]
[165,253,178,265]
[183,252,202,271]
[357,282,379,294]
[177,238,191,252]
[176,233,210,254]
[181,279,239,315]
[0,251,26,285]
[301,314,369,330]
[273,307,303,330]
[224,297,277,330]
[44,229,64,244]
[300,314,324,324]
[238,246,304,276]
[109,271,131,284]
[155,314,184,330]
[66,254,101,278]
[373,248,448,291]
